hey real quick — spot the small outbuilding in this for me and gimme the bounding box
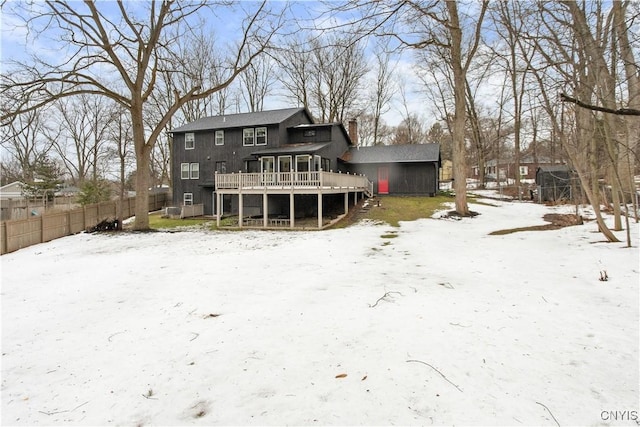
[535,165,575,202]
[343,144,441,196]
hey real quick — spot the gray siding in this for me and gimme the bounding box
[348,162,439,195]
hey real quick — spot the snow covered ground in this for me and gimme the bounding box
[1,199,638,426]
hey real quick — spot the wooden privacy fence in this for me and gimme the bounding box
[0,193,168,255]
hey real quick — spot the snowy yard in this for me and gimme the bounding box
[1,199,638,426]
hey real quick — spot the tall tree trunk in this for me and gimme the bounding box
[132,106,151,230]
[613,0,640,209]
[447,0,469,215]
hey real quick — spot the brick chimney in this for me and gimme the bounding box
[348,119,358,147]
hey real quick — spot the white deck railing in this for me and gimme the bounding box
[215,171,372,195]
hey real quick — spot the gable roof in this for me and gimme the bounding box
[345,144,440,164]
[536,165,571,173]
[171,107,309,133]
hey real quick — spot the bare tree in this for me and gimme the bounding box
[331,0,488,214]
[106,105,134,230]
[356,113,392,147]
[1,1,284,230]
[366,40,397,145]
[524,1,626,242]
[239,53,276,112]
[489,1,538,192]
[277,32,369,122]
[50,95,116,185]
[0,107,54,182]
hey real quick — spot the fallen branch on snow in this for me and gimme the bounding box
[406,359,463,392]
[369,291,402,308]
[38,401,89,416]
[536,401,560,426]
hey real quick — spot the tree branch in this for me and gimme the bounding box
[560,93,640,116]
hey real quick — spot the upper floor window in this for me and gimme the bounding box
[243,127,267,146]
[185,133,195,149]
[256,127,267,145]
[243,128,255,146]
[190,163,199,179]
[181,162,199,179]
[215,130,224,146]
[181,163,190,179]
[519,166,528,176]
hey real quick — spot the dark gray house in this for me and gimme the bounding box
[170,108,441,228]
[343,144,441,196]
[171,107,372,228]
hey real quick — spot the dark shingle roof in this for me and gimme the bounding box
[537,165,571,172]
[171,107,307,133]
[251,143,331,156]
[346,144,440,164]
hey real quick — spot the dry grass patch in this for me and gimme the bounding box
[365,195,453,227]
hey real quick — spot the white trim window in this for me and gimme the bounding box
[256,127,267,145]
[185,133,195,150]
[183,193,193,206]
[181,163,190,179]
[519,166,529,176]
[243,128,255,146]
[215,130,224,146]
[190,163,200,179]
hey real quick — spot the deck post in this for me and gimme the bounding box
[238,194,243,228]
[289,192,295,229]
[216,192,221,228]
[354,191,358,205]
[344,192,349,215]
[317,193,323,229]
[263,193,268,227]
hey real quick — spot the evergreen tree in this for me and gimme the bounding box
[77,180,113,206]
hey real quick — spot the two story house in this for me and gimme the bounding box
[170,107,440,229]
[171,107,373,228]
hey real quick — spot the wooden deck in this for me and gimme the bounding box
[215,171,373,196]
[214,171,373,229]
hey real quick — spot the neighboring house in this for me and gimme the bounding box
[0,182,25,200]
[342,144,441,196]
[170,107,440,228]
[535,165,576,202]
[1,182,26,221]
[471,156,565,184]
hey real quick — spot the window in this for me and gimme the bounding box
[296,154,311,172]
[182,163,199,179]
[243,128,255,146]
[261,156,275,173]
[183,193,193,206]
[278,156,292,173]
[519,166,529,176]
[256,127,267,145]
[190,163,199,179]
[215,161,226,173]
[215,130,224,146]
[185,133,195,149]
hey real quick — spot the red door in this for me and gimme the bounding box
[378,166,389,194]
